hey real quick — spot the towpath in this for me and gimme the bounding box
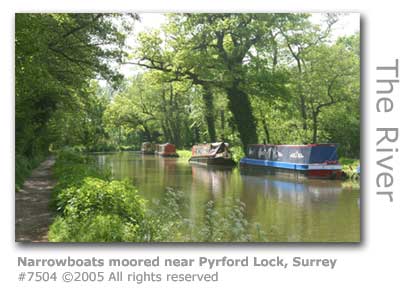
[15,157,55,242]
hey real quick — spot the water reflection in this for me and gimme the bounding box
[190,165,235,199]
[240,169,342,207]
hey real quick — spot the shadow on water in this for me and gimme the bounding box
[93,152,360,242]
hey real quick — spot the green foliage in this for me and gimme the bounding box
[144,187,190,241]
[15,13,136,187]
[49,178,147,242]
[51,150,110,205]
[57,177,145,221]
[15,153,45,190]
[230,146,245,163]
[176,150,192,159]
[339,157,360,180]
[49,150,150,242]
[103,73,197,148]
[16,13,360,190]
[49,214,136,242]
[124,14,359,157]
[197,198,250,242]
[16,13,360,161]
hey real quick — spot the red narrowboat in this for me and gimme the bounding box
[157,143,179,157]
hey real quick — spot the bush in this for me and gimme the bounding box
[51,150,111,211]
[339,157,360,180]
[49,149,150,242]
[49,214,140,242]
[50,177,148,242]
[230,145,245,163]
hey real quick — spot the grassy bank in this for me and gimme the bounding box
[176,149,191,159]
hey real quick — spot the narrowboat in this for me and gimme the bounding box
[188,142,235,166]
[157,143,179,157]
[154,143,160,154]
[141,142,155,154]
[240,144,343,179]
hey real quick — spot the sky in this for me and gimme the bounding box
[120,13,360,77]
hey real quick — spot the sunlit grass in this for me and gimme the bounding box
[177,149,192,159]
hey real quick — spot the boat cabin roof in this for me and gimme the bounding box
[247,143,338,148]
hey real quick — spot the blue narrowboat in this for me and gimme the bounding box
[240,144,343,179]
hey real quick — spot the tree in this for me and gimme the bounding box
[134,14,300,149]
[15,13,137,186]
[48,82,110,150]
[303,39,359,143]
[104,73,198,148]
[134,23,218,142]
[277,13,338,134]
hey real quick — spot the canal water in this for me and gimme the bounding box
[95,152,360,242]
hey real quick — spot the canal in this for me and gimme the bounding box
[95,152,360,242]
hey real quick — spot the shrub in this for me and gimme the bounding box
[339,157,360,180]
[50,178,147,242]
[49,149,150,242]
[49,214,140,242]
[230,145,245,163]
[51,150,111,211]
[197,197,250,242]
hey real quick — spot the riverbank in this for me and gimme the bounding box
[15,157,55,242]
[339,158,360,180]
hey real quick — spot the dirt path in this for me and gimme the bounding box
[15,157,56,242]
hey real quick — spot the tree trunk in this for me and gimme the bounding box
[226,81,258,150]
[259,109,270,144]
[161,122,170,142]
[202,84,217,142]
[143,124,152,141]
[312,111,319,143]
[187,99,200,144]
[220,109,225,141]
[295,58,308,131]
[300,94,308,131]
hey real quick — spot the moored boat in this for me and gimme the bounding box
[141,142,155,154]
[240,144,343,179]
[188,142,235,166]
[154,143,160,155]
[157,143,179,157]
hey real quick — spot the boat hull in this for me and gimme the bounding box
[141,151,155,155]
[158,152,179,157]
[240,158,342,179]
[189,156,236,166]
